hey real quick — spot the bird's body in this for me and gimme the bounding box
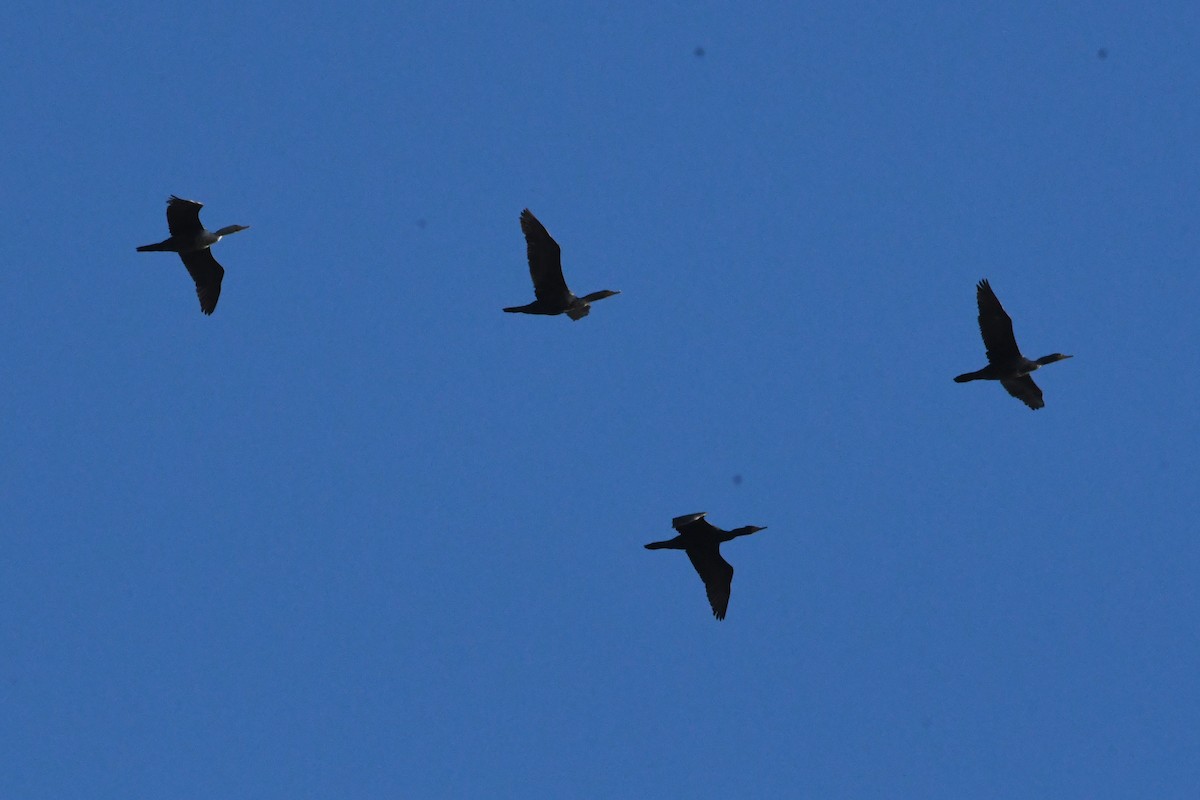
[954,279,1072,410]
[137,196,249,315]
[645,512,766,620]
[504,209,619,320]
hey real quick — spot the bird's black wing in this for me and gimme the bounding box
[672,512,722,538]
[179,248,225,315]
[976,279,1023,364]
[520,209,570,302]
[1001,376,1044,410]
[166,196,205,238]
[685,546,734,620]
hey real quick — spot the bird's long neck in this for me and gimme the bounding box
[579,290,619,303]
[720,526,760,543]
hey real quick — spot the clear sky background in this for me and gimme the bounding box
[1,1,1198,797]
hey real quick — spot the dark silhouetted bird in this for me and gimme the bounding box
[954,279,1072,410]
[645,512,766,620]
[503,209,619,320]
[137,196,249,315]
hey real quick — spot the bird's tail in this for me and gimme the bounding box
[136,241,172,252]
[954,370,982,383]
[502,306,522,313]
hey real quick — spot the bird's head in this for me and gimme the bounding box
[581,289,621,303]
[1036,353,1073,366]
[732,525,767,539]
[215,224,251,237]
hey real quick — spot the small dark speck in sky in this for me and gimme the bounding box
[1097,48,1108,60]
[732,474,743,486]
[694,46,706,58]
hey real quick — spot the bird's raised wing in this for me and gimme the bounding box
[673,512,721,538]
[166,196,205,238]
[686,546,734,620]
[976,279,1023,364]
[179,248,225,315]
[1001,376,1044,410]
[520,209,570,302]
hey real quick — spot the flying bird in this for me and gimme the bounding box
[503,209,620,320]
[645,512,767,620]
[137,196,249,314]
[954,279,1072,409]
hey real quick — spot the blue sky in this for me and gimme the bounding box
[2,1,1198,797]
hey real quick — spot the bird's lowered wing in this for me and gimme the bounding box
[686,546,734,620]
[1001,376,1044,410]
[179,248,225,315]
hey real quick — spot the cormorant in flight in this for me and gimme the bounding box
[954,279,1072,410]
[504,209,619,320]
[137,196,249,315]
[645,512,766,620]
